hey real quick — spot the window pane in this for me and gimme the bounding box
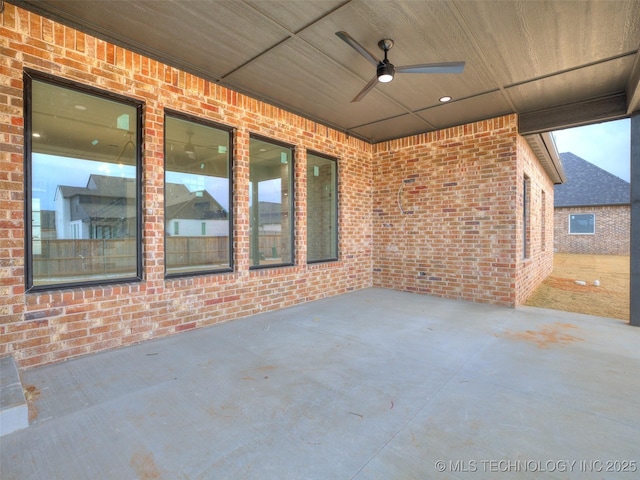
[29,79,140,288]
[569,214,595,234]
[523,176,531,259]
[249,137,293,267]
[165,115,231,275]
[307,153,337,262]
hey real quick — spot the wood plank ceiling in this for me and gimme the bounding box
[11,0,640,143]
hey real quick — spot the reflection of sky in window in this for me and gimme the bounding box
[248,178,282,206]
[32,153,135,210]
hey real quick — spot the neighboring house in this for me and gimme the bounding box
[30,208,56,256]
[40,211,57,240]
[255,201,284,234]
[554,152,630,255]
[55,175,137,240]
[165,183,228,237]
[55,174,228,239]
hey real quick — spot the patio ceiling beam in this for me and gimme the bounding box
[627,55,640,115]
[518,93,628,136]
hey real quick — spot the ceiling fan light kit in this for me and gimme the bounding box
[336,31,465,102]
[377,62,395,83]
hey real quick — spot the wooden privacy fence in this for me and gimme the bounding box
[166,236,229,268]
[33,238,137,277]
[33,235,283,277]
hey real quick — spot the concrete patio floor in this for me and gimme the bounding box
[1,288,639,479]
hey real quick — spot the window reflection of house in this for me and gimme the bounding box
[256,201,282,234]
[55,174,137,240]
[55,174,228,240]
[40,210,57,240]
[165,182,228,237]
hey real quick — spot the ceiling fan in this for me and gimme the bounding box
[336,31,465,102]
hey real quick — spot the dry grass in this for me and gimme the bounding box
[525,254,629,321]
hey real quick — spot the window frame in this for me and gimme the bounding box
[24,70,144,292]
[163,109,234,278]
[248,134,295,270]
[523,175,531,259]
[568,213,596,235]
[306,150,338,264]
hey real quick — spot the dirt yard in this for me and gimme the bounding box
[525,254,630,321]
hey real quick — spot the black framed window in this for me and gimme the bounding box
[307,152,338,263]
[164,112,233,276]
[523,176,531,259]
[25,72,142,290]
[249,136,294,267]
[569,213,595,234]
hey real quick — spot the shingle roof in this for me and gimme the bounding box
[554,152,629,207]
[257,201,282,225]
[165,187,227,220]
[56,175,136,199]
[87,175,137,198]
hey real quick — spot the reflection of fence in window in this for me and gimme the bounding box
[166,236,230,269]
[33,239,136,278]
[166,235,281,270]
[257,234,282,259]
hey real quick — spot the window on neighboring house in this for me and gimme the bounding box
[249,136,294,267]
[569,213,595,234]
[25,72,143,290]
[307,152,338,263]
[164,112,233,276]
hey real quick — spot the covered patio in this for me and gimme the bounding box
[3,288,639,479]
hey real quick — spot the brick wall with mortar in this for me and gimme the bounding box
[372,117,554,306]
[0,5,372,368]
[514,136,555,305]
[1,5,553,368]
[554,205,630,255]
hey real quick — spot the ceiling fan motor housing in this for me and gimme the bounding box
[377,60,395,82]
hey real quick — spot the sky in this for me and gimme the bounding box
[552,118,630,182]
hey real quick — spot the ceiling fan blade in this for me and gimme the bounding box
[351,75,379,103]
[396,62,465,74]
[336,31,380,67]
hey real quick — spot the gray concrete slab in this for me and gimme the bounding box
[0,356,29,437]
[1,288,639,479]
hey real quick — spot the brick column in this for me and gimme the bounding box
[630,112,640,327]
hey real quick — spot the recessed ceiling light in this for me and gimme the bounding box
[439,96,452,103]
[74,104,87,111]
[32,132,41,138]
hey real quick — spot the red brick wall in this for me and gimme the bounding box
[0,5,372,368]
[372,117,554,307]
[1,5,554,368]
[554,205,630,255]
[515,136,555,305]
